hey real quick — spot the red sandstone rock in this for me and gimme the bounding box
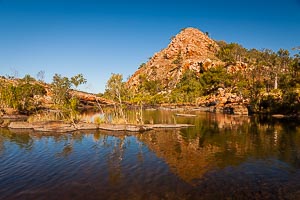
[127,27,221,92]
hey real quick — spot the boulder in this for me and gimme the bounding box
[224,104,248,115]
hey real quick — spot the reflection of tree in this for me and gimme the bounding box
[0,129,34,151]
[107,136,126,185]
[278,126,300,167]
[56,143,73,157]
[53,132,86,157]
[136,139,144,163]
[0,135,4,156]
[56,135,74,157]
[72,132,84,142]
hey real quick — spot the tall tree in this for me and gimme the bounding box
[105,73,127,123]
[36,70,45,82]
[276,48,290,89]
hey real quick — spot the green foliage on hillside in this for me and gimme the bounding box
[127,41,300,114]
[0,73,87,121]
[0,75,46,114]
[170,66,232,103]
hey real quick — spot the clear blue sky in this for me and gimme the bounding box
[0,0,299,93]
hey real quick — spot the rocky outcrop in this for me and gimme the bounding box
[127,27,221,91]
[226,61,249,73]
[224,104,249,115]
[70,90,114,106]
[197,88,249,115]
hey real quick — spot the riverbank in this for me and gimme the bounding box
[1,106,299,133]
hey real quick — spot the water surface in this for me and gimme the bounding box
[1,111,300,199]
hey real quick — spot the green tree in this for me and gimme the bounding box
[51,73,86,121]
[105,73,127,123]
[172,70,203,103]
[275,48,290,89]
[22,74,36,83]
[52,74,71,106]
[216,42,247,64]
[36,70,45,82]
[70,73,87,89]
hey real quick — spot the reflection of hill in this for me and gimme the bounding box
[138,129,220,183]
[138,116,300,183]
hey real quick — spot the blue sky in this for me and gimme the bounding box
[0,0,299,93]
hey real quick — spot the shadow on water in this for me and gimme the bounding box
[0,111,300,199]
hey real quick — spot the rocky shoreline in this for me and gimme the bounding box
[2,118,194,133]
[1,106,299,133]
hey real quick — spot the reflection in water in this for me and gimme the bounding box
[139,113,300,184]
[0,128,34,150]
[108,136,126,185]
[138,129,217,183]
[0,111,300,199]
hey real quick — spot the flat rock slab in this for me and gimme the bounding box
[272,114,285,119]
[8,121,76,133]
[99,124,152,132]
[8,121,33,129]
[32,121,76,132]
[1,115,28,120]
[33,125,76,133]
[7,121,194,133]
[145,124,194,128]
[175,113,197,117]
[75,122,98,130]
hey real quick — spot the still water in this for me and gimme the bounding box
[0,111,300,199]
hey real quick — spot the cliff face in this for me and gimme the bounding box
[127,27,221,91]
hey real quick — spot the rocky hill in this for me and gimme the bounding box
[127,27,222,91]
